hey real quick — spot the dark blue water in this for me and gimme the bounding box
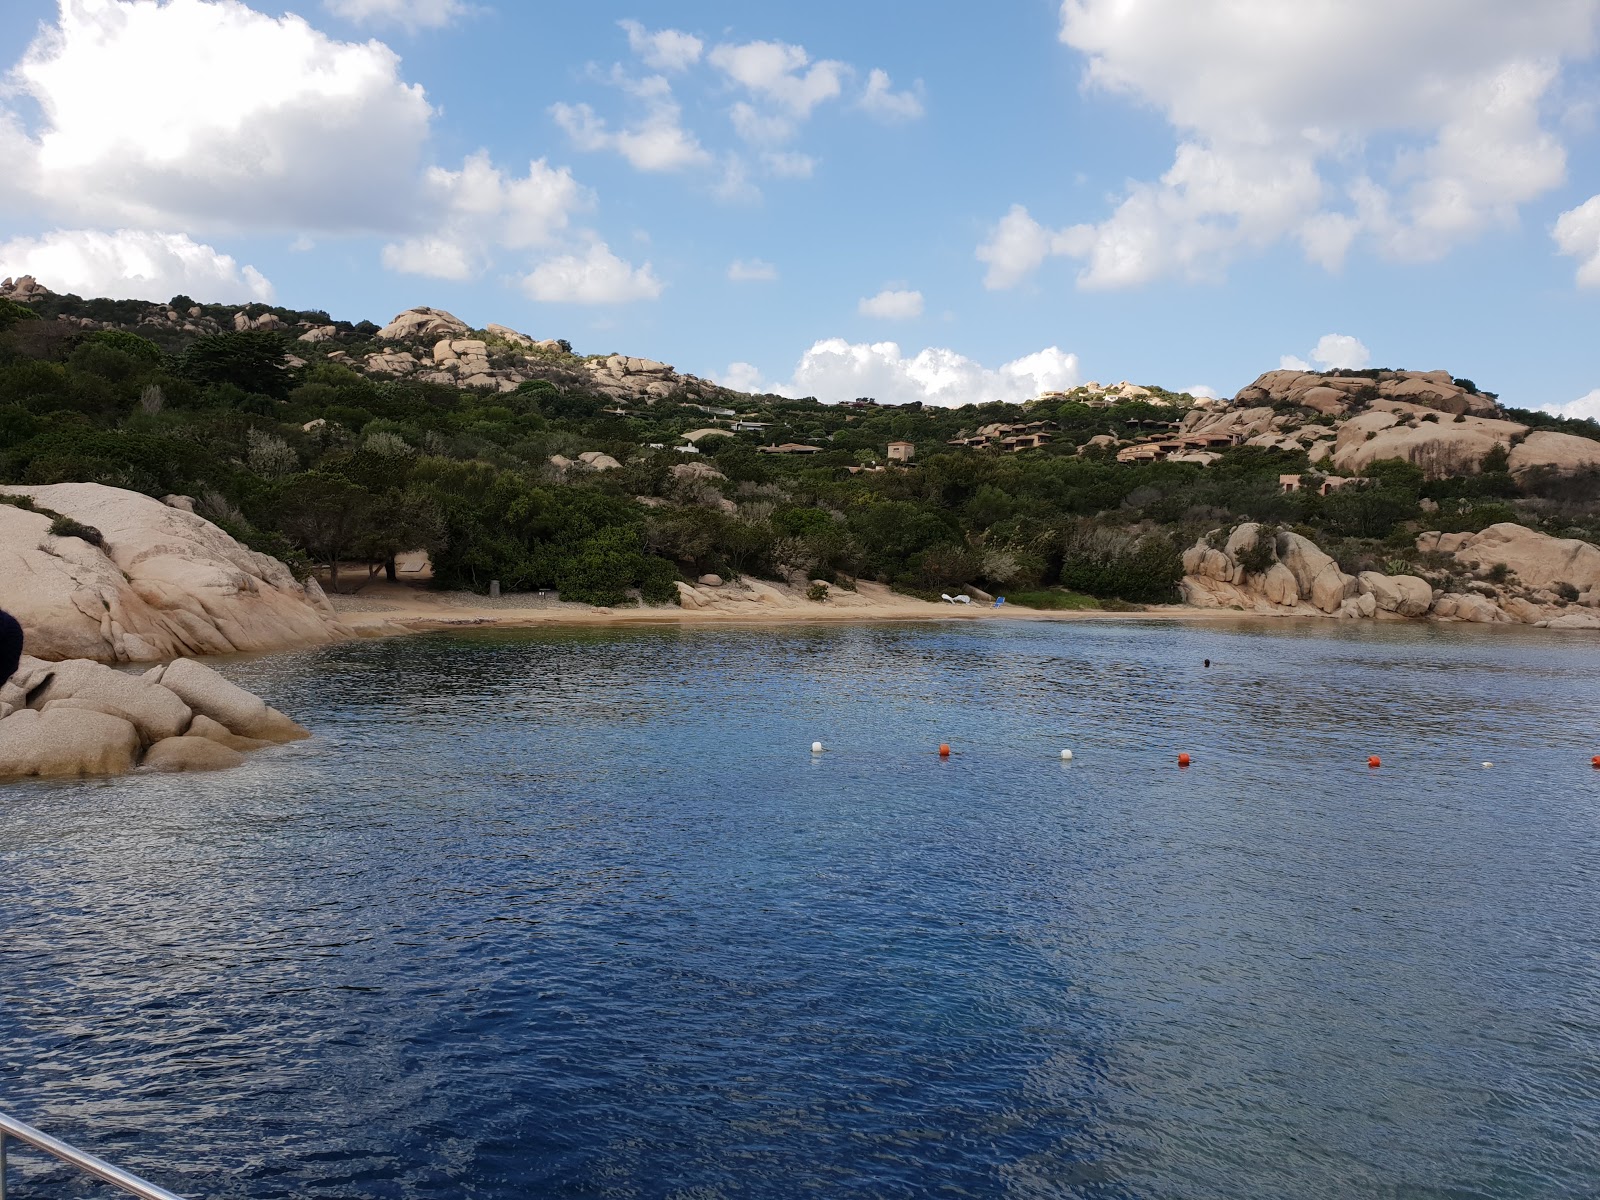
[3,619,1600,1199]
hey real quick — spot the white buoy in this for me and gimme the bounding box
[1482,761,1494,768]
[1060,749,1074,761]
[812,741,824,754]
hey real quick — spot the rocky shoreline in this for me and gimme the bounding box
[1181,521,1600,628]
[0,654,307,780]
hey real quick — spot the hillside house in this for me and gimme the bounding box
[886,441,915,462]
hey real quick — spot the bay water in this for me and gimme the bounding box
[3,618,1598,1198]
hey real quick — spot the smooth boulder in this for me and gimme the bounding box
[0,709,141,778]
[158,658,308,742]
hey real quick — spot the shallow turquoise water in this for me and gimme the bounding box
[2,618,1599,1198]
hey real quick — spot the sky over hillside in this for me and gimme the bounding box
[1,0,1598,414]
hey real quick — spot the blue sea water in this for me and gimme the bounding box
[2,618,1599,1199]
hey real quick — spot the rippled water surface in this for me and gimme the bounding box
[4,619,1600,1199]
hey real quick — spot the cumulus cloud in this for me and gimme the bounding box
[708,39,848,129]
[1280,333,1371,372]
[1555,194,1600,286]
[554,23,922,202]
[983,0,1600,289]
[978,204,1091,289]
[551,71,711,172]
[858,288,924,319]
[521,242,662,304]
[619,19,703,72]
[0,229,273,302]
[7,0,433,234]
[323,0,467,31]
[0,4,658,302]
[859,68,924,120]
[381,153,589,280]
[727,258,778,282]
[740,339,1079,407]
[1541,388,1600,422]
[717,361,771,392]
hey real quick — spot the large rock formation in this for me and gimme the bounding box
[377,306,471,341]
[0,483,349,663]
[1507,431,1600,478]
[1419,523,1600,596]
[0,656,306,780]
[1234,369,1498,418]
[1182,520,1600,628]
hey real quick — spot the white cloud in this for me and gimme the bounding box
[978,204,1090,289]
[1555,194,1600,286]
[551,70,711,172]
[521,242,662,304]
[1309,333,1370,370]
[7,0,434,234]
[860,68,924,121]
[728,258,778,282]
[858,288,924,319]
[757,339,1079,407]
[1186,384,1219,400]
[1279,333,1370,372]
[619,20,703,72]
[1542,388,1600,422]
[717,362,771,392]
[381,152,589,280]
[984,0,1600,288]
[761,151,816,179]
[0,229,273,303]
[708,39,848,124]
[323,0,467,31]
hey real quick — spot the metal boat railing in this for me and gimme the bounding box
[0,1110,188,1200]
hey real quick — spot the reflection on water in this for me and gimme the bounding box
[3,619,1600,1199]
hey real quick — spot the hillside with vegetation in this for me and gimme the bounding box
[4,276,1600,613]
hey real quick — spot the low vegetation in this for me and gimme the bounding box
[2,289,1598,607]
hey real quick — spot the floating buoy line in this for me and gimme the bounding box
[799,744,1598,770]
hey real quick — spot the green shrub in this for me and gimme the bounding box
[49,515,105,547]
[84,329,163,364]
[806,580,830,602]
[1556,581,1581,603]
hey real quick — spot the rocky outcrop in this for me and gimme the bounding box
[377,306,471,342]
[1183,523,1426,620]
[1182,520,1600,628]
[485,323,563,352]
[364,349,418,376]
[1324,405,1526,477]
[1419,523,1600,596]
[1234,368,1498,418]
[582,354,685,404]
[0,656,306,780]
[1356,571,1433,617]
[233,310,286,332]
[0,275,49,303]
[1507,431,1600,478]
[0,483,349,663]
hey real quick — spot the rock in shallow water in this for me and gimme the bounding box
[0,655,307,781]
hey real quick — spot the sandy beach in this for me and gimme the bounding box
[324,575,1266,638]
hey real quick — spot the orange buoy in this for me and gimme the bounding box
[1177,753,1191,767]
[939,743,951,758]
[1592,755,1600,769]
[1368,755,1381,769]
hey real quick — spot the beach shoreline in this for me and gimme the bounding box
[323,577,1345,639]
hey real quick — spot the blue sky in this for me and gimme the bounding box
[1,0,1598,413]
